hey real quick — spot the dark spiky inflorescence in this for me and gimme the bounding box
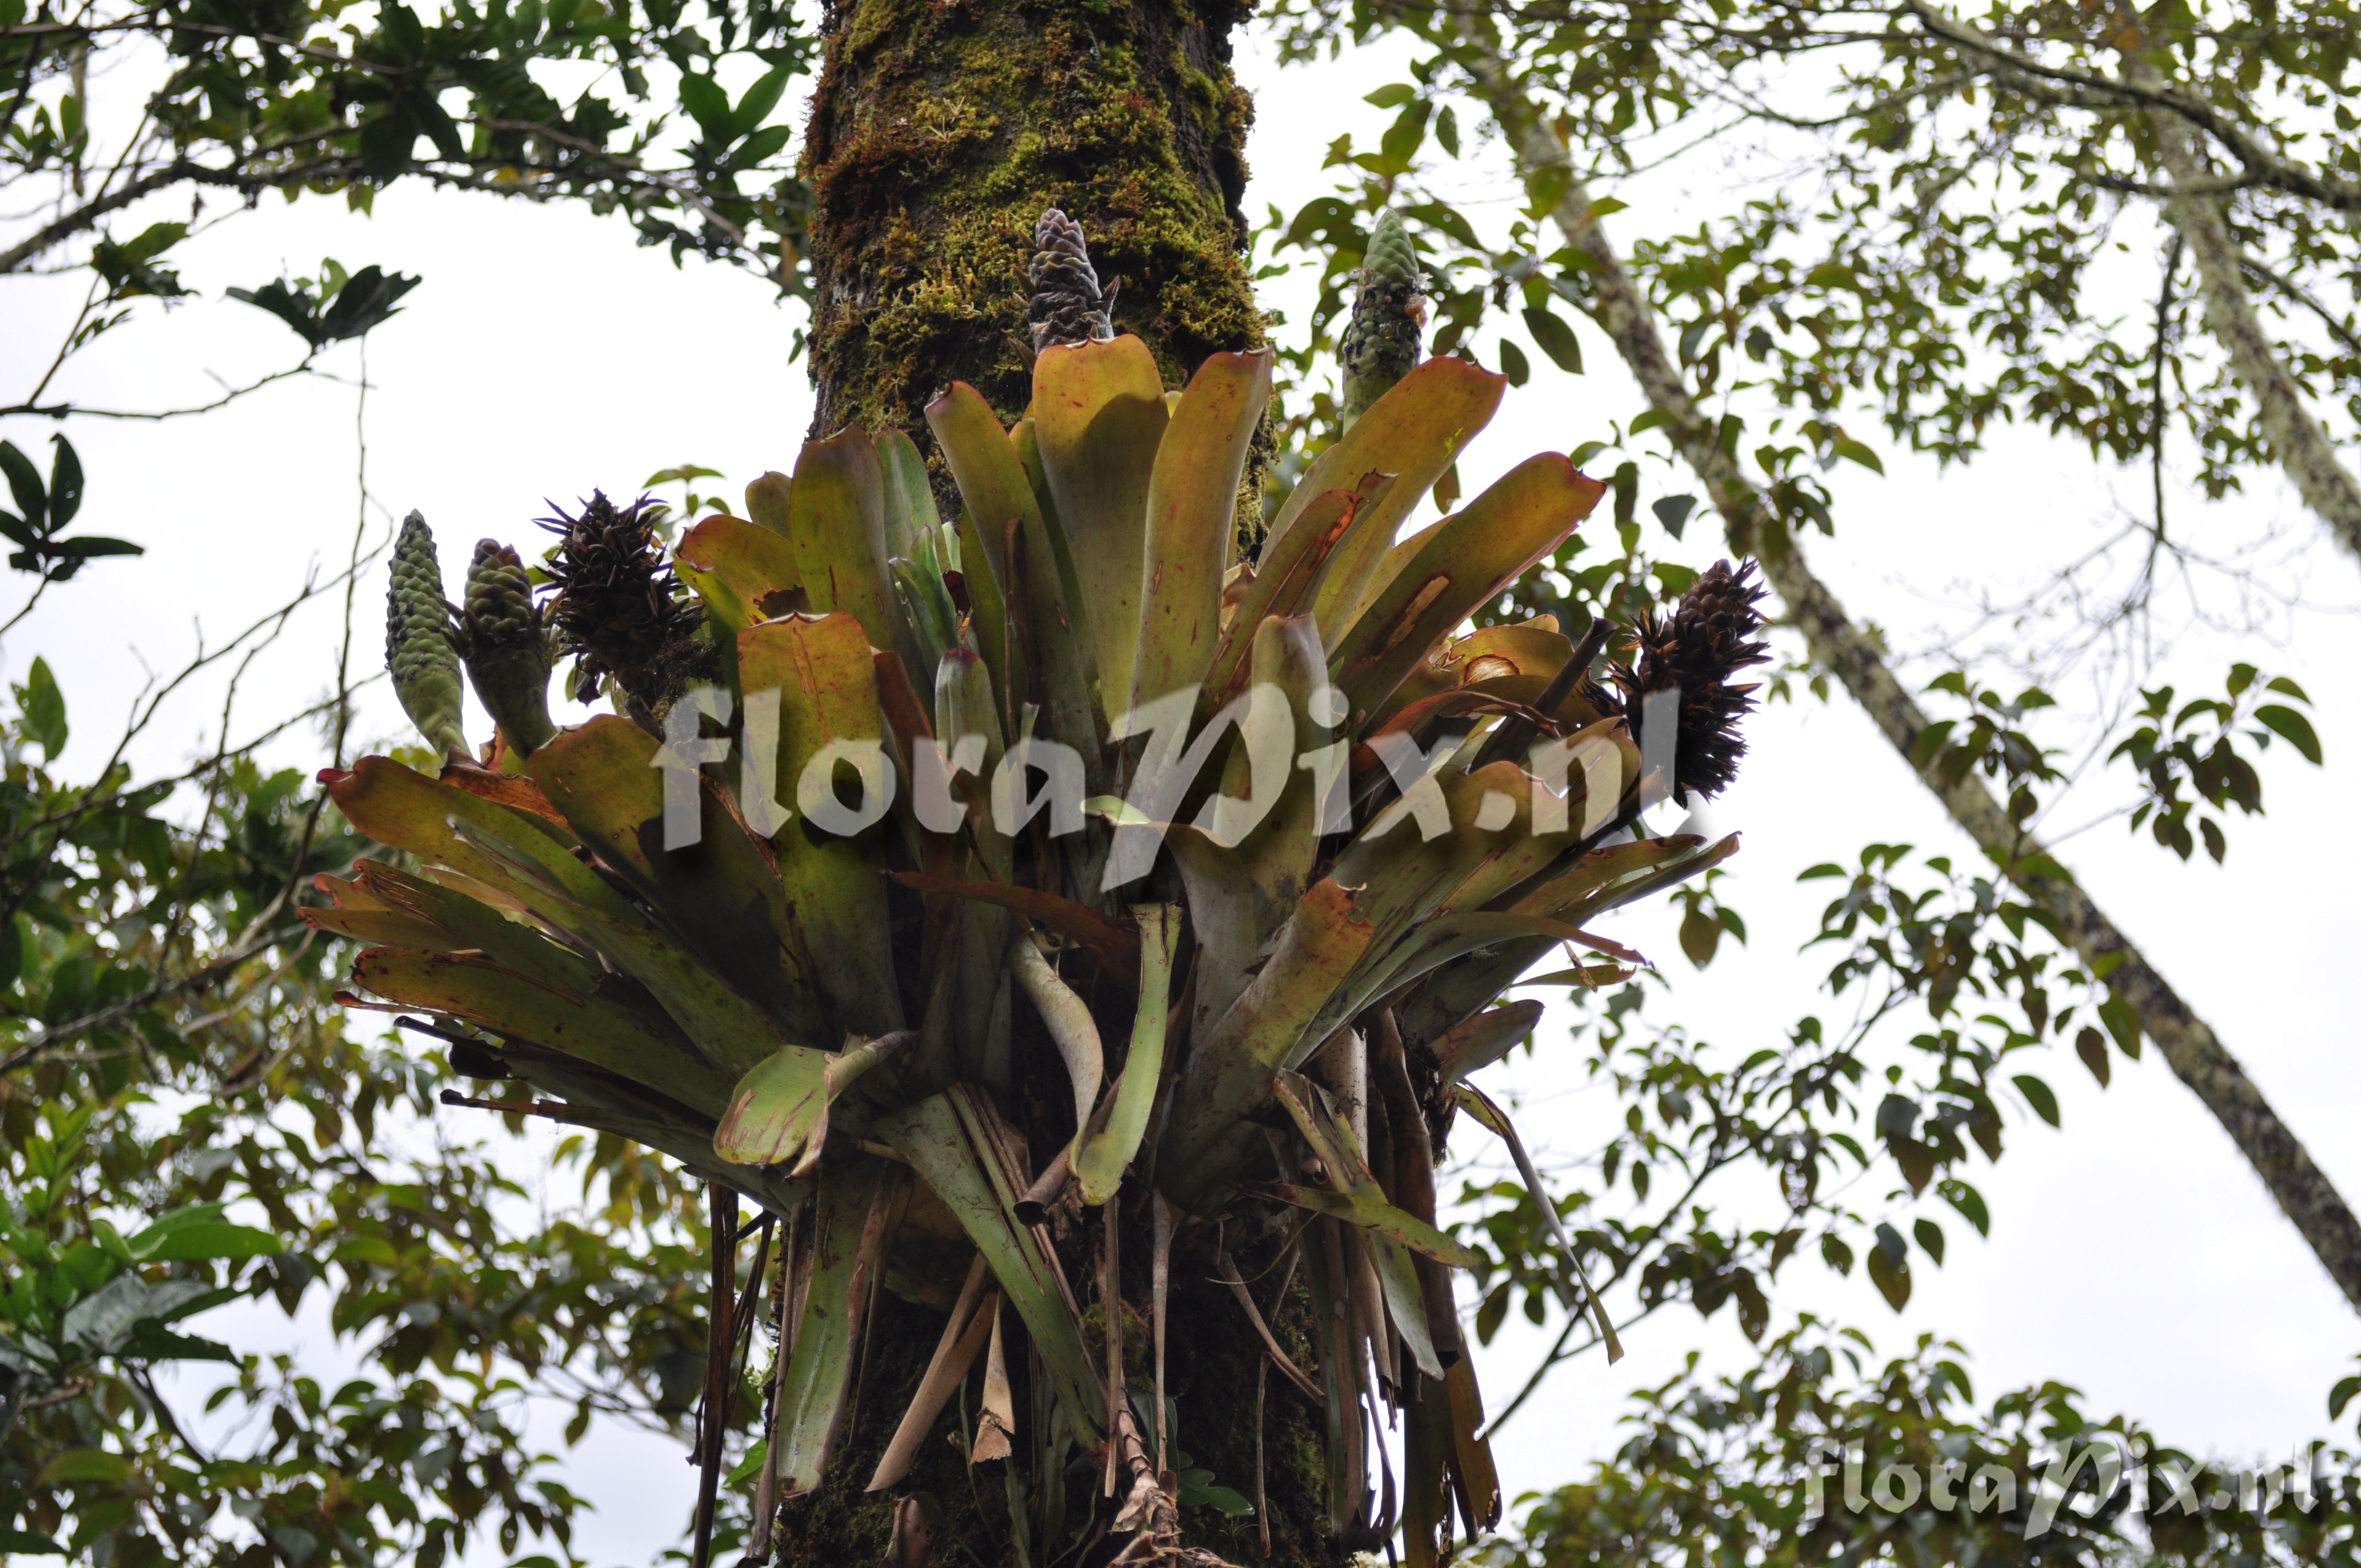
[1606,558,1770,799]
[1026,208,1119,353]
[385,511,469,757]
[538,491,708,712]
[458,538,556,756]
[1339,210,1428,429]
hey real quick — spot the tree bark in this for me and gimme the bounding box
[787,7,1346,1564]
[1460,40,2361,1318]
[799,0,1262,438]
[2121,50,2361,570]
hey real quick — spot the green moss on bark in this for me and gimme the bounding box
[801,0,1261,438]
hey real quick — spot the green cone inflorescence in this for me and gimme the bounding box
[1026,208,1119,353]
[1339,210,1428,430]
[385,511,470,758]
[458,538,556,756]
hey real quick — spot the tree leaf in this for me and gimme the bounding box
[133,1219,281,1263]
[1497,337,1531,386]
[44,435,82,527]
[2251,703,2322,764]
[2012,1073,2061,1128]
[20,655,67,759]
[2,439,50,530]
[2074,1025,2111,1087]
[1865,1231,1911,1310]
[36,1450,133,1486]
[733,65,791,134]
[1521,306,1583,374]
[676,73,732,135]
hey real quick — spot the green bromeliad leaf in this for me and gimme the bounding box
[336,301,1769,1556]
[674,512,802,632]
[531,715,827,1047]
[1070,902,1181,1206]
[1129,350,1272,716]
[1328,453,1606,719]
[1274,356,1508,633]
[774,1156,899,1499]
[1028,336,1167,714]
[735,613,905,1039]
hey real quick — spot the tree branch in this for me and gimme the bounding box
[2113,40,2361,569]
[1459,30,2361,1317]
[1897,0,2361,214]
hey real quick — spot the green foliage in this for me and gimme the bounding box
[1,0,814,286]
[1477,1321,2361,1568]
[2111,665,2324,862]
[228,266,422,351]
[0,616,738,1562]
[0,439,140,582]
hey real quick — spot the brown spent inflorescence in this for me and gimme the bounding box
[1607,557,1771,800]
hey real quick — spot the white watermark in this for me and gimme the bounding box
[646,679,1690,889]
[1799,1436,2352,1537]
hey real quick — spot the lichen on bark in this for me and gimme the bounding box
[800,0,1262,438]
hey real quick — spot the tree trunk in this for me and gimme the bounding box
[770,1229,1348,1568]
[2121,55,2361,570]
[782,7,1346,1565]
[1458,39,2361,1320]
[800,0,1261,437]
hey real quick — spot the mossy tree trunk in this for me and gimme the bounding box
[784,7,1347,1568]
[799,0,1262,435]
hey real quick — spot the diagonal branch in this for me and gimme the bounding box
[1897,0,2361,214]
[1457,33,2361,1317]
[2110,37,2361,570]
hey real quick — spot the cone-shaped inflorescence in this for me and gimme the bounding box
[385,511,470,758]
[1607,558,1770,799]
[1026,208,1119,353]
[1339,210,1428,429]
[538,491,708,711]
[457,539,556,756]
[327,321,1756,1567]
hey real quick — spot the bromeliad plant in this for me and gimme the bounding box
[318,211,1762,1565]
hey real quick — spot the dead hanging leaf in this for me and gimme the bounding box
[889,872,1143,986]
[1454,1084,1623,1363]
[884,1495,935,1568]
[871,1293,995,1490]
[972,1297,1015,1463]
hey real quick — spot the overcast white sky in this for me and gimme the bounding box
[5,21,2358,1566]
